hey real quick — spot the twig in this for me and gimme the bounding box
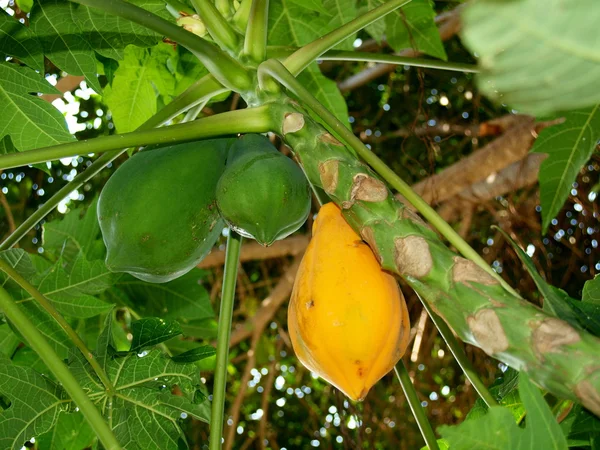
[0,184,16,235]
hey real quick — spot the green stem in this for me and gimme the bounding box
[209,231,243,450]
[283,0,412,76]
[0,286,121,449]
[258,59,518,296]
[418,293,498,408]
[0,260,114,392]
[232,0,252,32]
[216,0,233,17]
[394,361,439,450]
[166,0,195,16]
[0,105,274,170]
[268,48,479,73]
[243,0,269,64]
[69,0,251,92]
[191,0,240,53]
[0,74,227,250]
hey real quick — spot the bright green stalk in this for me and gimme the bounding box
[216,0,233,17]
[0,260,114,392]
[232,0,252,32]
[0,286,121,450]
[267,92,600,417]
[0,106,274,170]
[209,231,243,450]
[395,361,439,450]
[258,59,514,294]
[191,0,240,53]
[0,75,227,250]
[243,0,269,64]
[69,0,251,92]
[283,0,412,76]
[268,48,479,73]
[418,293,497,408]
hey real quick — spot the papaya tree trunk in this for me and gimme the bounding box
[271,99,600,417]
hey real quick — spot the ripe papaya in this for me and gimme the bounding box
[288,203,411,401]
[216,134,311,246]
[98,138,234,283]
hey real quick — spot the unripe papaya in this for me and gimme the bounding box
[98,138,234,283]
[216,134,311,246]
[288,203,410,401]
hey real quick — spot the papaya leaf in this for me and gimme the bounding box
[268,0,348,123]
[566,275,600,337]
[359,0,386,44]
[560,404,600,448]
[29,0,101,93]
[439,373,568,450]
[322,0,357,51]
[531,106,600,233]
[0,354,65,450]
[130,317,183,352]
[420,440,449,450]
[495,227,582,329]
[461,0,600,115]
[36,410,95,450]
[103,45,161,133]
[0,9,44,72]
[96,309,116,371]
[466,367,524,423]
[287,0,328,14]
[15,0,34,13]
[112,268,214,322]
[69,347,211,449]
[180,317,218,340]
[42,198,103,262]
[71,0,173,61]
[0,62,73,151]
[378,0,446,60]
[171,345,216,364]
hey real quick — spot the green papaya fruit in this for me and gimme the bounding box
[98,138,234,283]
[216,135,311,246]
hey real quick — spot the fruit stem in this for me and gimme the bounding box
[0,285,121,450]
[257,58,519,297]
[68,0,252,92]
[0,74,228,250]
[243,0,269,64]
[283,0,412,76]
[0,105,275,170]
[395,361,440,450]
[209,231,243,450]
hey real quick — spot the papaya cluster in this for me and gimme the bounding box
[97,134,311,283]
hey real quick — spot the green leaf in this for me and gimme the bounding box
[70,347,210,449]
[0,62,73,151]
[584,276,600,305]
[130,317,183,352]
[0,9,44,72]
[561,404,600,448]
[461,0,600,115]
[171,345,216,364]
[321,0,357,51]
[180,317,218,340]
[103,45,160,133]
[467,368,524,423]
[19,253,116,319]
[16,0,34,13]
[287,0,328,14]
[113,268,214,322]
[381,0,446,60]
[268,0,328,48]
[439,373,568,450]
[36,411,95,450]
[360,0,386,44]
[0,354,65,450]
[96,309,115,371]
[532,106,600,233]
[42,198,103,262]
[420,440,450,450]
[72,0,173,61]
[495,227,582,328]
[29,0,101,93]
[298,64,350,125]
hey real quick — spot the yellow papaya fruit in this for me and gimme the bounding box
[288,203,410,401]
